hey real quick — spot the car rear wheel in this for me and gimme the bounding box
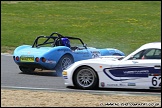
[73,66,98,90]
[55,54,74,76]
[19,66,35,74]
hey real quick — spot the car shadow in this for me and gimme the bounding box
[19,71,60,77]
[66,86,161,93]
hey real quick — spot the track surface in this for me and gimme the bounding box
[1,53,161,96]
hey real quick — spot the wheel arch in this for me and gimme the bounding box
[55,53,74,64]
[62,53,74,61]
[72,65,99,88]
[54,53,74,76]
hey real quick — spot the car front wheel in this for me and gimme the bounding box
[73,66,98,90]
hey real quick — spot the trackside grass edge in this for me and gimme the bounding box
[1,1,161,55]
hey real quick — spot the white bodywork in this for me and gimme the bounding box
[62,42,161,90]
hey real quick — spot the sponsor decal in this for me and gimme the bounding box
[57,49,69,52]
[103,66,160,81]
[119,83,126,86]
[128,83,136,86]
[91,51,100,53]
[63,76,68,79]
[123,70,149,74]
[91,51,101,58]
[101,82,105,87]
[75,52,89,54]
[107,84,118,86]
[45,60,56,64]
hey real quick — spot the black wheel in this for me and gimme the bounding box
[55,54,74,76]
[19,66,35,74]
[73,66,98,90]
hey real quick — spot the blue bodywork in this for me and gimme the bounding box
[13,32,125,76]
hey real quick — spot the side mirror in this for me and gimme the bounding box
[128,55,135,60]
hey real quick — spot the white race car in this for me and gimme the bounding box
[62,42,161,90]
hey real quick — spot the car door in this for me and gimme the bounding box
[73,49,91,61]
[73,48,102,61]
[116,48,161,88]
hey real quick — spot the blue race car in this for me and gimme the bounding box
[13,32,125,76]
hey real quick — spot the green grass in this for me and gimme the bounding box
[1,1,161,55]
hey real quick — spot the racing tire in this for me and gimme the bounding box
[19,66,35,74]
[73,66,98,90]
[55,54,74,77]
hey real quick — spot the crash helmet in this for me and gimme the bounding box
[61,38,71,48]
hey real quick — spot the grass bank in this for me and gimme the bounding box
[1,1,161,55]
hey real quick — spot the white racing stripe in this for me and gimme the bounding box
[1,53,12,56]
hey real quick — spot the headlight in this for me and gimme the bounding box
[62,71,67,76]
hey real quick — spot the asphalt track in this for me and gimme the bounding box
[1,53,161,97]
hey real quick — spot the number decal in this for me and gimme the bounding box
[91,51,101,58]
[159,77,161,86]
[152,77,157,86]
[152,76,161,87]
[92,53,99,58]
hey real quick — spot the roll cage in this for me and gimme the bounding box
[32,32,87,49]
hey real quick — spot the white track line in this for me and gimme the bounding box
[1,53,12,56]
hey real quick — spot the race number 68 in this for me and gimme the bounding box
[152,76,161,87]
